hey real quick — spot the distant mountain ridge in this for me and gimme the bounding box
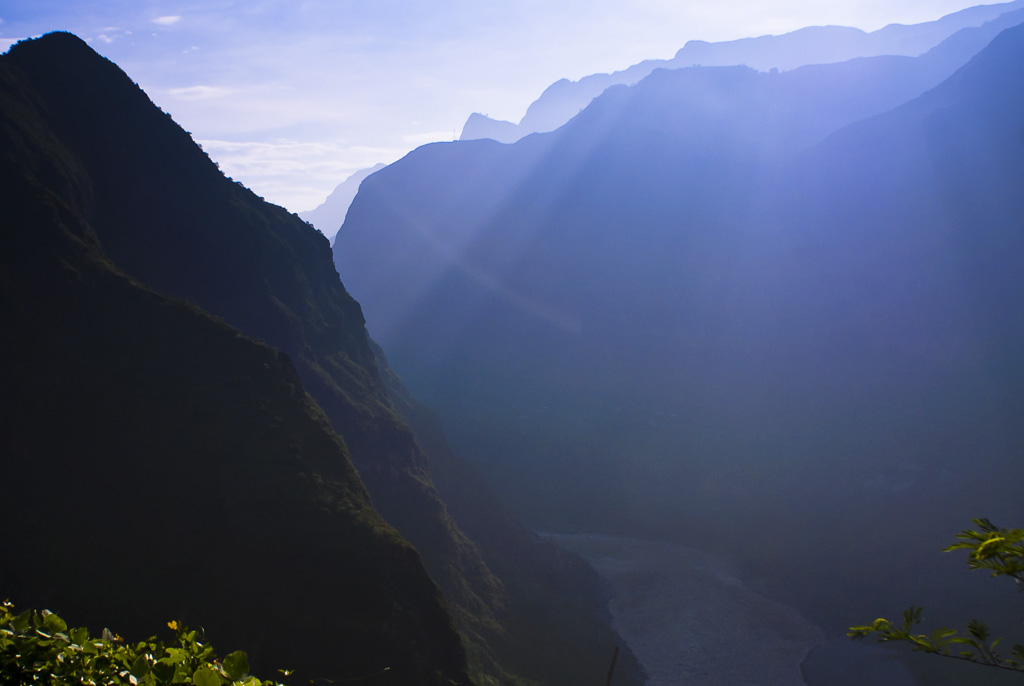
[462,0,1024,142]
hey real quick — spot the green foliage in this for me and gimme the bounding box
[0,601,286,686]
[849,519,1024,673]
[944,518,1024,584]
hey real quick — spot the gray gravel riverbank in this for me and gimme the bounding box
[544,533,826,686]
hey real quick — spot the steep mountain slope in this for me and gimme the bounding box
[336,17,1024,671]
[462,0,1024,142]
[0,29,507,678]
[742,17,1024,630]
[373,344,643,686]
[0,51,470,686]
[0,32,640,686]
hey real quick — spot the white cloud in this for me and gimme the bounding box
[88,27,129,45]
[153,15,181,26]
[165,85,235,100]
[195,138,406,211]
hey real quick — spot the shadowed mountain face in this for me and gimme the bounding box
[0,38,469,686]
[336,18,1024,659]
[462,0,1024,143]
[0,32,642,686]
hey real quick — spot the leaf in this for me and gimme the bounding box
[222,651,249,680]
[151,660,176,683]
[69,626,89,646]
[967,620,990,642]
[42,612,68,635]
[131,654,151,679]
[193,665,223,686]
[11,610,32,633]
[164,647,189,664]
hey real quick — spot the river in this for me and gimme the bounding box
[545,533,932,686]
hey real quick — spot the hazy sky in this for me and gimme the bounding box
[0,0,999,211]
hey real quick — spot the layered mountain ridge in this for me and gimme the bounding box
[461,0,1024,143]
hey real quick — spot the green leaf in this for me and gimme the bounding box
[222,651,249,680]
[131,654,151,679]
[42,612,68,636]
[69,626,89,645]
[11,610,32,633]
[193,665,223,686]
[967,620,990,642]
[151,660,176,683]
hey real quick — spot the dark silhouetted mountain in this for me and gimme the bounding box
[0,32,641,686]
[462,0,1024,142]
[0,37,469,686]
[299,162,386,243]
[0,30,505,680]
[336,19,1024,680]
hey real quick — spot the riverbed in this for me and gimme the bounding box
[544,533,825,686]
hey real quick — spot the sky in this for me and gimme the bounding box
[0,0,1000,212]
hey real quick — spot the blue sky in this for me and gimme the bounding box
[0,0,996,211]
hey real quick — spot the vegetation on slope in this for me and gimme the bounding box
[1,602,288,686]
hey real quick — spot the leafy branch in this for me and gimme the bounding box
[944,518,1024,585]
[848,519,1024,673]
[849,606,1024,671]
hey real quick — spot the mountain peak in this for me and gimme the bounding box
[8,30,87,53]
[6,31,112,73]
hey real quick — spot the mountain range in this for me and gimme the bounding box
[462,0,1024,143]
[309,3,1024,248]
[0,32,641,686]
[335,12,1024,684]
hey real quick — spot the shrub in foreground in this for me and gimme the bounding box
[0,600,289,685]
